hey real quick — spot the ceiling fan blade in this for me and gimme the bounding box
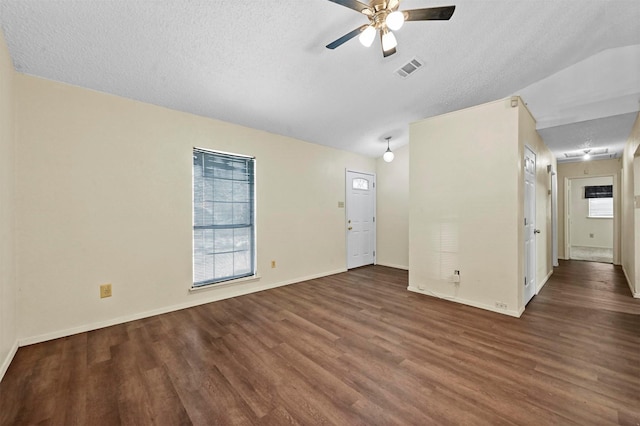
[326,25,369,49]
[326,0,374,15]
[404,5,456,21]
[380,31,397,58]
[387,0,400,11]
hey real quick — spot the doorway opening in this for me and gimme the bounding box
[565,175,615,264]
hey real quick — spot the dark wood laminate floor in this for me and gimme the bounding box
[1,260,639,425]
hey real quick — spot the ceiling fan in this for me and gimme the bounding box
[325,0,455,57]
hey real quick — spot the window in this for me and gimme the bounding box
[585,185,612,198]
[352,178,369,190]
[588,198,613,218]
[193,148,255,287]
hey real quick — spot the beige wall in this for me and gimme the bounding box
[376,144,409,269]
[519,103,556,297]
[556,159,622,261]
[621,113,640,296]
[569,176,614,248]
[409,98,554,317]
[0,30,17,380]
[14,74,375,343]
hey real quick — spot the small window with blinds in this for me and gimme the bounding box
[193,148,256,287]
[588,198,613,218]
[584,185,613,198]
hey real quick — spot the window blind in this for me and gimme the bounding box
[588,198,613,218]
[584,185,612,198]
[193,149,255,286]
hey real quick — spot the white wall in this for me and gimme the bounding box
[568,176,614,248]
[14,74,376,343]
[621,113,640,297]
[0,29,17,380]
[409,98,554,317]
[376,144,409,269]
[556,159,621,261]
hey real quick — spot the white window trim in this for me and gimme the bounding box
[192,147,257,287]
[189,274,261,293]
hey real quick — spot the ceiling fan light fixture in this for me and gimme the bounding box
[385,11,405,31]
[381,30,397,52]
[358,25,376,47]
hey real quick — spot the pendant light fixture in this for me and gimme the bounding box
[383,137,395,162]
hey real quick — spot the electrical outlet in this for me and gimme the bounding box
[271,260,276,268]
[589,233,594,238]
[100,284,112,298]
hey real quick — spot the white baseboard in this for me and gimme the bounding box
[0,340,19,383]
[407,286,522,318]
[537,269,553,293]
[621,265,639,298]
[375,262,409,271]
[18,268,347,347]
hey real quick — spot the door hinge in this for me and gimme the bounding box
[525,276,527,285]
[373,217,375,222]
[373,250,376,257]
[524,217,527,226]
[373,182,375,188]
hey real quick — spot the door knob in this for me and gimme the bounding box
[534,229,541,234]
[348,226,353,230]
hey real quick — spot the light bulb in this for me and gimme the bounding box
[386,11,404,31]
[358,25,376,47]
[383,149,395,162]
[583,153,590,160]
[381,30,397,52]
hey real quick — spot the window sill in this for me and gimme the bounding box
[189,274,261,293]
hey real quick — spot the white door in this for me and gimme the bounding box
[346,170,376,269]
[524,147,537,305]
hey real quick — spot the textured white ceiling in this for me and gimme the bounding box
[537,112,637,163]
[0,0,639,159]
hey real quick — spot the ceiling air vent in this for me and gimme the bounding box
[395,57,424,78]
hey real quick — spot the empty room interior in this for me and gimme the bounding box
[1,1,639,425]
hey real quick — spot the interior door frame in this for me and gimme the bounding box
[564,173,618,264]
[551,170,559,267]
[345,169,377,269]
[524,145,537,306]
